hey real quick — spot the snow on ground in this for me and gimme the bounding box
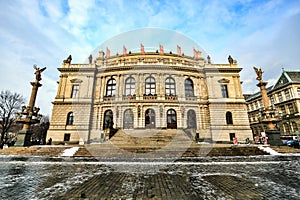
[258,146,282,155]
[61,147,80,157]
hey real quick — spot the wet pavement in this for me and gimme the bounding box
[0,155,299,199]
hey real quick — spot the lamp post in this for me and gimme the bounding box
[15,65,46,146]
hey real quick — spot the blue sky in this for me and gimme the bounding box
[0,0,300,116]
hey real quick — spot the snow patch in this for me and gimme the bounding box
[60,147,80,157]
[258,146,281,155]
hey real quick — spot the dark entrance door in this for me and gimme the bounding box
[187,109,197,128]
[123,109,134,129]
[103,110,113,129]
[145,109,155,128]
[167,109,177,129]
[229,133,236,141]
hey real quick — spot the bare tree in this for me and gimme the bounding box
[0,90,25,144]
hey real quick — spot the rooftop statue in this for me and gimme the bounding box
[63,55,72,64]
[228,55,233,64]
[88,54,93,64]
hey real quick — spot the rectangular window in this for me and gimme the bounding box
[280,105,286,115]
[278,92,283,102]
[64,133,71,141]
[297,88,300,97]
[270,95,275,104]
[256,101,260,109]
[285,89,291,100]
[221,85,229,98]
[71,84,79,98]
[288,103,295,114]
[260,100,263,108]
[292,122,298,132]
[247,105,251,111]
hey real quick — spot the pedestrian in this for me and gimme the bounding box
[47,137,52,145]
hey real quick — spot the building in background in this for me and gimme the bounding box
[47,43,252,144]
[245,70,300,137]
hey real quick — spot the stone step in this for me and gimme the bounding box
[0,145,270,157]
[109,129,192,146]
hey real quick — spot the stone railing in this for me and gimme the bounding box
[185,96,197,101]
[143,94,158,100]
[122,94,137,101]
[165,95,178,100]
[103,96,115,101]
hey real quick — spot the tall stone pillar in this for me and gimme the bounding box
[16,65,46,146]
[253,67,281,145]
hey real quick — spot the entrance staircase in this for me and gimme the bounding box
[109,129,193,152]
[84,129,269,158]
[85,129,194,158]
[0,130,271,158]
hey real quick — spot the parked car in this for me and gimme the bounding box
[287,140,300,148]
[280,136,298,146]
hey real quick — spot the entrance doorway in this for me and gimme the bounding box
[187,109,197,128]
[167,109,177,129]
[123,109,134,129]
[229,133,236,141]
[103,110,113,129]
[145,109,155,128]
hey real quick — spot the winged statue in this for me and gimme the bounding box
[253,66,263,81]
[33,64,46,81]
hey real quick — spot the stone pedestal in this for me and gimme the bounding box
[15,129,33,146]
[266,130,282,146]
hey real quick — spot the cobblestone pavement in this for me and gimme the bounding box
[0,155,299,200]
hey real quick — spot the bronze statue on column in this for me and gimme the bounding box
[16,65,46,146]
[253,66,281,145]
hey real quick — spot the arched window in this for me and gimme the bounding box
[125,77,135,95]
[66,112,74,125]
[145,76,156,95]
[185,78,194,96]
[106,78,116,96]
[226,111,233,125]
[165,77,176,95]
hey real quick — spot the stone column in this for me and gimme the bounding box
[257,81,269,109]
[16,66,45,146]
[100,76,106,100]
[61,74,68,99]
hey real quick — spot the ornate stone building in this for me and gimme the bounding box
[47,47,252,144]
[245,70,300,136]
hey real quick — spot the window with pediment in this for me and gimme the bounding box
[221,85,229,98]
[71,84,79,98]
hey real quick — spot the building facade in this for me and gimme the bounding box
[47,48,252,144]
[245,70,300,136]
